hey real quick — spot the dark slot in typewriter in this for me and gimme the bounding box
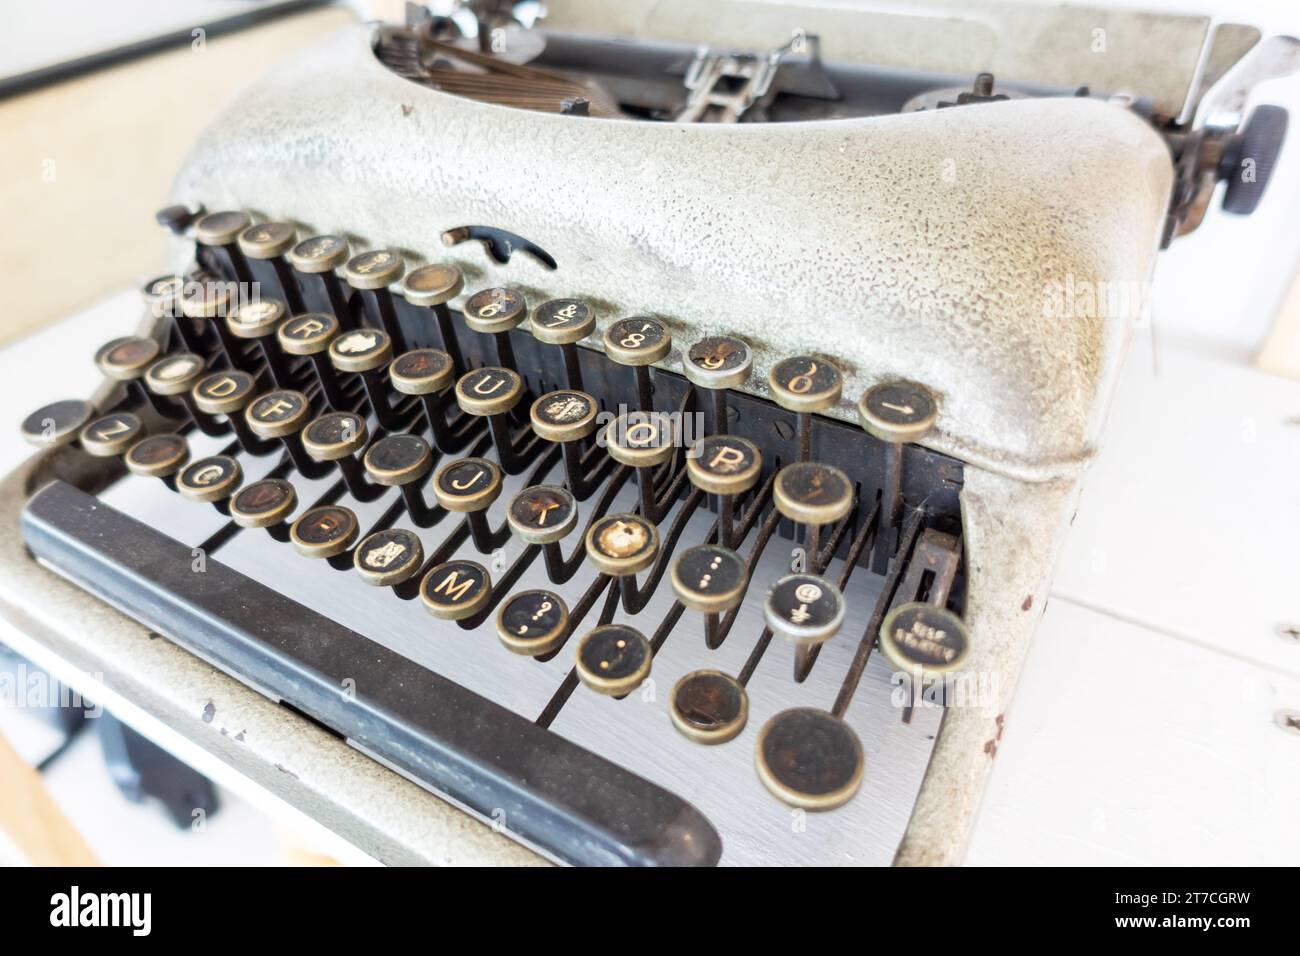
[6,1,1292,866]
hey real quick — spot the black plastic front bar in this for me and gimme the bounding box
[21,480,722,867]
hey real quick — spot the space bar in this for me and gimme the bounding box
[21,480,722,867]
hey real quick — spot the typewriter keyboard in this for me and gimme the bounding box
[20,209,969,866]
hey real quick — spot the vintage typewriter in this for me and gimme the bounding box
[4,0,1293,865]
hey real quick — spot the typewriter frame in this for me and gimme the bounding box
[1,11,1181,864]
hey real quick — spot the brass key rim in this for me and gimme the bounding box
[230,479,297,528]
[343,249,405,290]
[277,313,339,356]
[95,336,161,381]
[463,287,527,334]
[302,412,369,461]
[773,461,853,527]
[670,545,749,614]
[193,209,251,246]
[683,335,753,390]
[177,455,243,503]
[245,389,310,439]
[878,602,971,678]
[755,708,864,811]
[575,624,652,696]
[530,298,596,345]
[287,235,349,274]
[768,355,843,413]
[763,572,846,646]
[496,590,570,657]
[604,411,676,468]
[226,298,286,339]
[237,221,296,259]
[402,263,464,306]
[363,434,434,486]
[354,528,425,587]
[79,413,144,457]
[857,380,939,445]
[454,366,523,417]
[180,281,234,320]
[144,353,206,396]
[669,670,749,745]
[507,484,578,544]
[585,513,659,576]
[420,560,492,620]
[21,400,95,448]
[686,435,761,495]
[432,456,502,512]
[389,348,454,395]
[602,316,671,366]
[290,505,360,558]
[329,328,393,373]
[123,434,190,478]
[192,370,256,415]
[530,389,597,442]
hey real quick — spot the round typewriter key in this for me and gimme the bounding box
[432,456,502,512]
[237,221,296,259]
[463,287,527,334]
[769,356,842,413]
[79,412,144,457]
[95,336,160,381]
[531,299,595,345]
[288,235,349,274]
[124,434,189,478]
[354,528,424,587]
[390,349,454,395]
[364,434,433,486]
[21,399,94,447]
[245,389,309,439]
[230,478,296,529]
[576,624,652,696]
[302,411,368,461]
[194,210,251,247]
[497,589,569,656]
[180,280,234,320]
[343,250,404,290]
[686,434,761,495]
[764,573,845,646]
[684,335,752,390]
[879,602,971,678]
[144,353,205,396]
[755,708,864,810]
[603,316,670,366]
[420,560,491,621]
[141,274,184,316]
[226,298,286,339]
[454,366,523,417]
[329,327,393,373]
[177,455,242,503]
[192,370,257,415]
[669,670,749,745]
[773,462,853,527]
[530,389,597,443]
[278,313,339,356]
[291,505,359,558]
[507,484,577,544]
[671,545,748,614]
[604,410,676,469]
[857,381,938,445]
[402,263,464,307]
[585,513,658,576]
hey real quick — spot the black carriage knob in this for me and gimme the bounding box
[1219,105,1288,216]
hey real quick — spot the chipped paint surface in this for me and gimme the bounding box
[168,25,1171,484]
